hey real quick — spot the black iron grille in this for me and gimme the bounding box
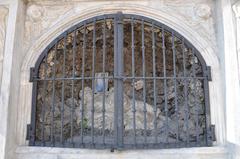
[28,13,214,149]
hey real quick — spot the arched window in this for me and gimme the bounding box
[28,13,215,149]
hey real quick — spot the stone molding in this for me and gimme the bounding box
[232,1,240,144]
[0,3,11,159]
[17,1,225,148]
[22,2,217,70]
[15,146,229,159]
[233,1,240,79]
[23,1,216,53]
[0,6,8,88]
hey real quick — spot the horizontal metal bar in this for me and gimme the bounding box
[33,76,206,81]
[33,140,209,149]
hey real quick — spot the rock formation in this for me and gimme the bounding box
[35,19,206,143]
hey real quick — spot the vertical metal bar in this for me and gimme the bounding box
[182,38,189,146]
[202,64,214,146]
[117,13,124,149]
[71,30,77,145]
[30,68,38,146]
[60,35,67,145]
[141,19,147,145]
[80,22,86,144]
[162,27,168,145]
[91,20,96,146]
[131,17,136,145]
[41,52,48,146]
[203,67,211,146]
[152,22,157,143]
[171,32,179,144]
[102,18,106,145]
[114,12,124,149]
[191,48,199,144]
[114,15,118,149]
[50,44,57,146]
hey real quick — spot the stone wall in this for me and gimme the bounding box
[1,0,240,159]
[19,0,225,147]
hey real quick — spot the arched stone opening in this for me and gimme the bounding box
[17,4,225,148]
[27,13,214,149]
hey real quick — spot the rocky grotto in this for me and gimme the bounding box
[35,19,206,144]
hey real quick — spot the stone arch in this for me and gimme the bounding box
[18,3,225,146]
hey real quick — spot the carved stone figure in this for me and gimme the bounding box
[27,4,44,22]
[194,4,211,20]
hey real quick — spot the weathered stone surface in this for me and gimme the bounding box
[0,7,8,87]
[79,87,167,130]
[15,146,229,159]
[0,1,234,159]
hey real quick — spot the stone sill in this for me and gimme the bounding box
[16,146,229,159]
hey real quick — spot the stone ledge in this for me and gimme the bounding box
[16,146,229,159]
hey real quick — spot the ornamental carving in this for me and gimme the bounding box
[24,1,215,57]
[194,4,211,20]
[25,3,72,49]
[27,4,44,22]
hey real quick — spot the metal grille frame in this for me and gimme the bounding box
[28,12,215,150]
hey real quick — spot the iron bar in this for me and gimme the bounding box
[162,26,169,144]
[41,52,48,146]
[60,35,67,145]
[114,15,118,148]
[182,38,190,146]
[30,76,37,146]
[191,48,200,144]
[203,68,211,145]
[34,139,210,149]
[70,30,77,145]
[171,32,179,145]
[91,20,96,146]
[33,76,207,81]
[116,12,124,149]
[50,44,57,146]
[102,18,106,144]
[152,22,157,143]
[141,19,147,145]
[131,17,137,145]
[80,22,87,144]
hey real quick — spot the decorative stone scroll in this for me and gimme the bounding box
[0,6,8,87]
